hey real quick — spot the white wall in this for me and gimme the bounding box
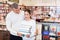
[57,0,60,6]
[1,0,60,6]
[19,0,56,6]
[0,0,8,2]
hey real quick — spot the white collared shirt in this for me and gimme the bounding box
[6,10,24,36]
[21,19,36,40]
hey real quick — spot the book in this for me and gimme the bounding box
[19,25,32,36]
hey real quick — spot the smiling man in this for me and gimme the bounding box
[6,3,24,40]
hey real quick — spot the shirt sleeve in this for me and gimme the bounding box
[30,20,36,37]
[6,14,17,35]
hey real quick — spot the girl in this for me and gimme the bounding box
[19,9,36,40]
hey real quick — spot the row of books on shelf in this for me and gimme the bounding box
[0,3,9,16]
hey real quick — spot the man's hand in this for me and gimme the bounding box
[17,32,22,37]
[26,34,30,38]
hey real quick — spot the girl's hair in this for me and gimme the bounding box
[24,9,31,15]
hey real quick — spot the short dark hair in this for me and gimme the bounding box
[24,9,31,15]
[11,3,18,9]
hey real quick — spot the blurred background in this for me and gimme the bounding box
[0,0,60,40]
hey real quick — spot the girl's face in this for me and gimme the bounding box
[24,11,31,19]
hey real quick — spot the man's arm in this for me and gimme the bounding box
[6,14,17,35]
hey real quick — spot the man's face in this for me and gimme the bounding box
[13,8,20,14]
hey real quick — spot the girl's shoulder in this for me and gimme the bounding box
[21,19,36,23]
[30,19,36,24]
[31,19,36,22]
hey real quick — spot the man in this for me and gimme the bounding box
[6,3,24,40]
